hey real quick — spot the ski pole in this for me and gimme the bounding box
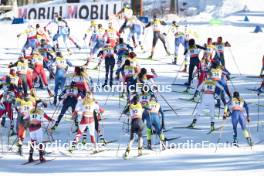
[0,125,3,154]
[257,94,260,132]
[191,92,203,116]
[97,63,101,86]
[158,92,179,117]
[172,59,185,85]
[228,47,241,76]
[215,119,228,153]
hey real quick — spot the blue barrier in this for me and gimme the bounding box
[12,18,24,24]
[138,16,149,24]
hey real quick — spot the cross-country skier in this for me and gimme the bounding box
[0,85,17,135]
[210,61,232,107]
[16,95,35,155]
[9,56,33,96]
[145,94,165,150]
[124,95,144,159]
[89,23,106,61]
[27,107,53,163]
[37,39,56,79]
[203,37,218,63]
[145,15,170,59]
[104,22,119,48]
[114,38,133,80]
[36,23,50,44]
[51,81,81,131]
[47,16,80,51]
[31,51,53,96]
[71,66,91,95]
[127,16,145,50]
[70,93,99,152]
[213,36,231,67]
[53,51,73,105]
[116,3,133,34]
[167,21,187,64]
[188,73,224,131]
[184,38,207,87]
[223,91,253,146]
[97,43,116,87]
[17,23,38,53]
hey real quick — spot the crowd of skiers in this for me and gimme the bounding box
[0,3,262,162]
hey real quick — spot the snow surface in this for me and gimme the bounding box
[0,0,264,176]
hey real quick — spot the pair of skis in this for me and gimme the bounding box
[21,158,56,165]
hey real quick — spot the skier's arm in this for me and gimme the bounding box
[66,59,73,67]
[224,41,231,47]
[58,88,67,100]
[196,44,207,50]
[8,61,19,68]
[145,22,152,28]
[223,100,231,119]
[44,113,54,121]
[126,44,134,51]
[243,101,249,117]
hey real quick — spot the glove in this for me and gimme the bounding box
[43,102,48,108]
[223,112,229,120]
[8,62,13,68]
[246,116,250,123]
[151,68,157,75]
[58,96,63,101]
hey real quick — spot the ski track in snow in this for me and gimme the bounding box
[0,1,264,176]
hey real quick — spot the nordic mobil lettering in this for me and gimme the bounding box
[18,2,121,20]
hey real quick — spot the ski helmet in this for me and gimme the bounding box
[189,38,195,46]
[233,91,240,98]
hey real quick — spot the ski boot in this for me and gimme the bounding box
[181,65,187,72]
[246,137,253,146]
[39,150,46,162]
[140,44,144,51]
[172,56,178,65]
[232,136,238,146]
[123,148,130,159]
[215,99,221,108]
[9,128,17,136]
[68,142,76,153]
[147,140,152,150]
[82,136,87,145]
[138,147,143,156]
[28,145,34,162]
[184,82,190,86]
[53,96,57,105]
[102,83,108,88]
[50,123,58,131]
[160,133,166,150]
[210,122,215,131]
[110,81,113,88]
[188,119,197,128]
[17,139,23,156]
[1,117,5,127]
